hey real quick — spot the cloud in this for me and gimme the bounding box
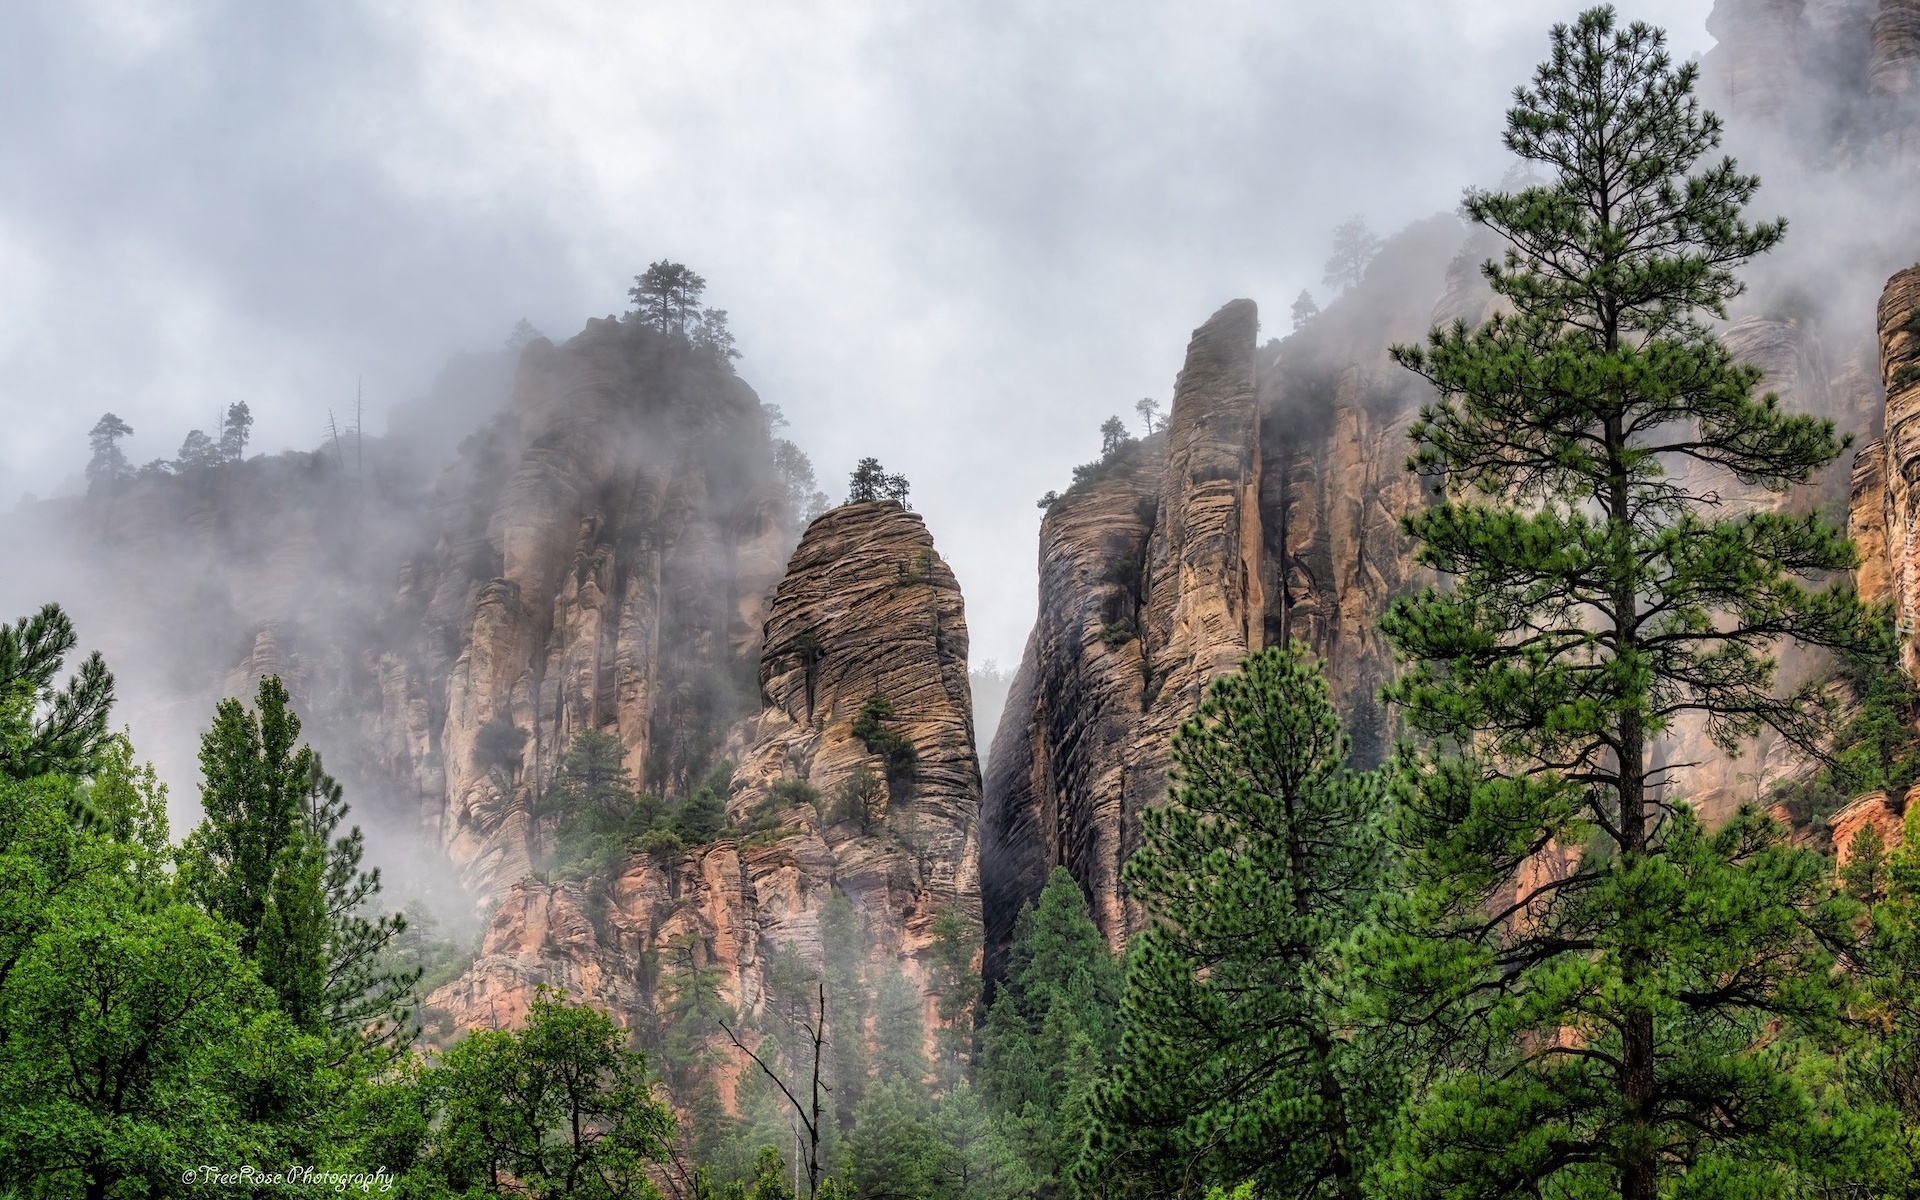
[0,0,1714,665]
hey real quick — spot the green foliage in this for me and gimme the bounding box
[174,427,222,471]
[180,675,315,957]
[833,766,881,833]
[674,763,734,844]
[852,695,918,800]
[629,261,707,337]
[845,1081,1030,1200]
[928,909,981,1083]
[847,457,911,506]
[0,602,116,782]
[1081,645,1394,1200]
[545,735,735,880]
[0,889,274,1197]
[427,985,676,1198]
[305,763,419,1039]
[1372,9,1880,1196]
[180,677,415,1040]
[1848,809,1920,1184]
[1098,619,1134,648]
[626,260,740,365]
[981,867,1121,1194]
[549,729,638,818]
[1770,631,1920,831]
[820,889,871,1123]
[874,962,930,1087]
[1068,418,1142,492]
[1290,289,1320,331]
[772,435,831,525]
[1134,397,1164,437]
[219,400,253,463]
[475,714,528,774]
[258,829,329,1033]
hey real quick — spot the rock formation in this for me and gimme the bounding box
[1831,788,1908,866]
[1855,268,1920,671]
[983,210,1899,968]
[424,498,984,1040]
[377,320,791,898]
[982,218,1461,962]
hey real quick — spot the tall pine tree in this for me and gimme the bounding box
[181,677,413,1038]
[1081,644,1394,1199]
[1373,9,1875,1196]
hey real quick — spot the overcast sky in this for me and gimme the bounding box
[1,0,1715,670]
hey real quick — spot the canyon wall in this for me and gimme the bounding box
[1853,269,1920,671]
[382,325,984,1036]
[982,218,1461,961]
[375,319,790,898]
[425,498,983,1037]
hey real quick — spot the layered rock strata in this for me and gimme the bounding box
[1856,268,1920,671]
[983,220,1460,963]
[984,219,1891,970]
[425,500,984,1038]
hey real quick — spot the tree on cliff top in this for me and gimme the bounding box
[219,401,252,463]
[630,261,708,337]
[85,413,133,494]
[847,457,910,507]
[1290,289,1321,331]
[1372,8,1877,1196]
[1321,216,1380,293]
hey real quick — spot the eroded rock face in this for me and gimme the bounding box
[1872,268,1920,671]
[426,499,983,1041]
[382,321,790,899]
[983,221,1460,958]
[983,218,1894,967]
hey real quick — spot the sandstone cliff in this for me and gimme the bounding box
[983,210,1893,966]
[983,218,1460,961]
[425,499,983,1041]
[375,320,791,899]
[1853,268,1920,674]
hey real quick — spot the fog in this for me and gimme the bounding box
[2,0,1721,684]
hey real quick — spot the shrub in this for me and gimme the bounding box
[631,827,685,866]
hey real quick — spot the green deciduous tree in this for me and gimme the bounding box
[1080,644,1394,1200]
[429,986,677,1199]
[1372,9,1877,1197]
